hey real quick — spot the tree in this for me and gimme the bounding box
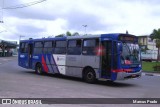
[72,32,79,36]
[55,31,80,37]
[150,28,160,61]
[66,31,72,36]
[55,34,64,37]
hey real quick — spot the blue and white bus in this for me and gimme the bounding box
[18,33,142,83]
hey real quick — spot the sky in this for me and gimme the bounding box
[0,0,160,42]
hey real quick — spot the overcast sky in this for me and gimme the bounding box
[0,0,160,41]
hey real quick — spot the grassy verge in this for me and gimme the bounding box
[142,61,160,72]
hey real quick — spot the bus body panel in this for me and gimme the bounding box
[53,54,66,75]
[66,55,82,77]
[81,56,100,69]
[19,53,29,69]
[82,55,100,79]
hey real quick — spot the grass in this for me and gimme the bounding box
[142,61,160,72]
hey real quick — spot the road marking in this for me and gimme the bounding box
[2,59,12,61]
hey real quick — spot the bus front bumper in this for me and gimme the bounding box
[116,70,142,80]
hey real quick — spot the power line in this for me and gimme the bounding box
[0,23,25,37]
[0,0,4,23]
[0,0,48,38]
[3,0,47,9]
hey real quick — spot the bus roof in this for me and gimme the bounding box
[67,33,136,40]
[20,33,136,42]
[20,36,66,42]
[67,34,101,40]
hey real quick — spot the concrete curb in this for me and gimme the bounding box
[143,72,160,77]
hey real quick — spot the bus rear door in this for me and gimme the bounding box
[27,44,33,68]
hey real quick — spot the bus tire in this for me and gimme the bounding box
[35,63,43,75]
[84,68,96,83]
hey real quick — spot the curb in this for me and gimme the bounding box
[143,73,160,77]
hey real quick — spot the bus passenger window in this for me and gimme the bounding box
[54,41,66,54]
[67,40,81,55]
[34,42,43,54]
[82,39,99,55]
[20,43,25,53]
[43,41,53,54]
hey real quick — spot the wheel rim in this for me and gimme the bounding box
[87,72,94,80]
[37,65,41,73]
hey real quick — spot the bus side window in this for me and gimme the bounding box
[20,42,25,53]
[67,40,81,55]
[54,41,66,54]
[43,41,53,54]
[20,42,28,53]
[34,42,43,54]
[82,39,99,55]
[24,43,28,53]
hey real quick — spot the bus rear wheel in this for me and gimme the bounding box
[35,63,43,75]
[84,68,96,83]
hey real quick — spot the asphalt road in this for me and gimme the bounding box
[0,56,160,107]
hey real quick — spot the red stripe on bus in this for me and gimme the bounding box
[112,69,133,73]
[42,56,49,73]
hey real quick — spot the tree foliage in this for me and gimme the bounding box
[55,34,64,37]
[150,28,160,40]
[66,31,72,36]
[72,32,79,36]
[55,31,80,37]
[150,28,160,61]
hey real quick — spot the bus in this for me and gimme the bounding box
[18,33,142,83]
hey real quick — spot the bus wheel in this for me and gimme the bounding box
[35,63,43,75]
[84,68,96,83]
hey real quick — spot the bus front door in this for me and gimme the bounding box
[101,40,112,78]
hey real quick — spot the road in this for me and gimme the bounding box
[0,56,160,107]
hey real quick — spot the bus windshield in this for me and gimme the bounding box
[121,43,140,65]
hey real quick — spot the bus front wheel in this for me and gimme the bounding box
[84,68,96,83]
[35,63,43,75]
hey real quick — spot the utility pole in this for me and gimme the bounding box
[0,0,4,23]
[19,35,25,41]
[82,25,87,35]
